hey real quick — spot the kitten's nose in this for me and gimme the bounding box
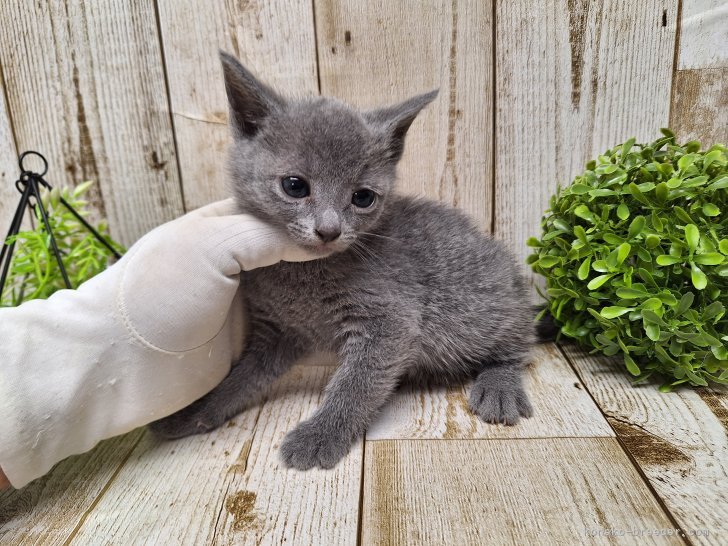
[315,227,341,243]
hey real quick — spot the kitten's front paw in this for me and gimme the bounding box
[469,382,533,426]
[280,419,352,470]
[149,402,225,440]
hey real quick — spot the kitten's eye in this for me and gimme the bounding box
[281,176,310,198]
[352,189,376,208]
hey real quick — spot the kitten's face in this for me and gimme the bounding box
[229,100,392,256]
[221,52,436,256]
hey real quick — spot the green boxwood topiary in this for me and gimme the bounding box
[528,129,727,390]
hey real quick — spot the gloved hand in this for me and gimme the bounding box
[0,199,315,489]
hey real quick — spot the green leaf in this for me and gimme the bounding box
[675,292,695,315]
[708,176,728,190]
[616,287,649,299]
[719,239,728,255]
[538,256,560,268]
[552,218,570,232]
[617,203,630,220]
[640,297,662,310]
[526,237,543,247]
[577,257,591,280]
[684,224,700,253]
[601,306,634,319]
[616,243,631,265]
[690,262,708,290]
[587,273,615,290]
[645,322,660,341]
[573,225,588,245]
[624,353,641,376]
[656,255,681,266]
[666,177,682,189]
[702,203,720,217]
[574,205,593,221]
[645,234,660,249]
[694,253,724,266]
[627,216,645,239]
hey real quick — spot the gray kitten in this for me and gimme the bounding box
[150,52,535,470]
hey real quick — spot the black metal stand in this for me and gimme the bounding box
[0,151,122,301]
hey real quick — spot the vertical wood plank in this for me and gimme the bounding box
[495,1,678,279]
[0,1,185,246]
[670,0,728,145]
[157,0,319,211]
[677,0,727,70]
[214,366,362,545]
[65,411,262,545]
[363,438,682,545]
[561,344,728,546]
[0,72,19,234]
[0,430,144,546]
[315,0,494,229]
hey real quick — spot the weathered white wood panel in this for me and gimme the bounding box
[0,76,19,235]
[363,437,681,546]
[0,1,184,246]
[157,0,319,211]
[315,0,494,228]
[495,0,678,278]
[214,365,362,545]
[562,344,728,545]
[67,410,261,545]
[678,0,728,70]
[671,68,728,145]
[671,0,728,145]
[0,430,144,546]
[368,342,614,440]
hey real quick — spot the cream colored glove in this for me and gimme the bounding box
[0,199,314,488]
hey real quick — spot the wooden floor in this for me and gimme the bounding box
[1,343,726,545]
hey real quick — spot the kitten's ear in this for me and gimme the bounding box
[364,90,438,162]
[220,51,284,138]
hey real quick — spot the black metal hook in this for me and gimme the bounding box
[0,151,123,304]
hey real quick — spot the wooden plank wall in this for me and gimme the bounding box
[0,0,723,253]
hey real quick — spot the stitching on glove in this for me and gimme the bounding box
[116,242,228,355]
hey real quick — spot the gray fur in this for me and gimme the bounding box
[150,52,535,469]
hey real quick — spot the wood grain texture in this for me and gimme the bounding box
[0,73,19,235]
[67,365,361,545]
[363,437,681,546]
[562,343,728,544]
[214,365,362,545]
[315,0,494,228]
[0,429,144,546]
[670,0,728,145]
[157,0,319,211]
[495,0,678,286]
[368,342,614,440]
[670,68,728,145]
[67,407,261,545]
[677,0,728,70]
[0,1,184,246]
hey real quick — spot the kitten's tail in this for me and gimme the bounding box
[533,305,559,342]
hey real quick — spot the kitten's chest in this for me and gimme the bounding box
[241,260,353,344]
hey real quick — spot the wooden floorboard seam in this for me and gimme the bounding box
[555,342,694,546]
[61,431,146,546]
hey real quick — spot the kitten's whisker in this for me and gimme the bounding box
[356,231,402,244]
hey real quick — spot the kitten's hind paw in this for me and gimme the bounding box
[280,419,351,470]
[469,381,533,426]
[149,404,224,440]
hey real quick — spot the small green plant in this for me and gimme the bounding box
[0,181,124,307]
[528,129,727,390]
